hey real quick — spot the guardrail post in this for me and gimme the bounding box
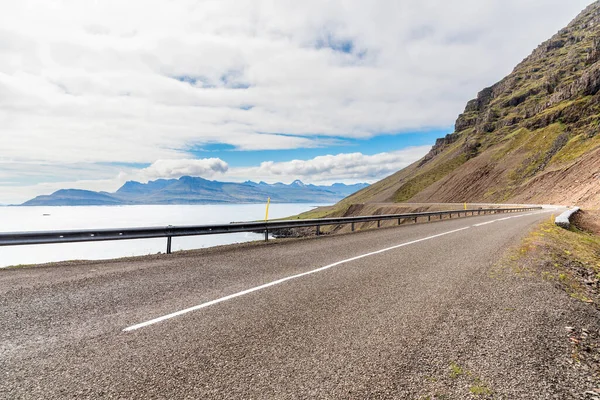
[414,217,417,223]
[167,225,171,254]
[316,225,320,236]
[264,228,268,242]
[351,222,355,232]
[398,218,401,225]
[377,220,381,228]
[428,215,431,222]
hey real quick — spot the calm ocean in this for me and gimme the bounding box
[0,203,326,268]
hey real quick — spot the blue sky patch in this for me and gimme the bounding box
[189,128,449,167]
[316,32,355,54]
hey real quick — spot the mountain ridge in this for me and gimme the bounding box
[21,177,369,206]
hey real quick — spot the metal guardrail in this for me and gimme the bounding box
[0,207,541,254]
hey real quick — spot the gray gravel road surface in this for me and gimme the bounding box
[1,208,597,399]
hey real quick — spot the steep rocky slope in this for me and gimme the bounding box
[344,1,600,209]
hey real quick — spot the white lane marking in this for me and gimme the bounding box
[123,226,471,332]
[472,210,547,227]
[511,213,533,218]
[473,220,497,227]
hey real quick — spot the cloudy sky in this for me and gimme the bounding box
[0,0,594,203]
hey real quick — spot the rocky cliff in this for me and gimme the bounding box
[342,1,600,208]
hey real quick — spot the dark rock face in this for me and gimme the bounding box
[464,86,495,113]
[433,1,600,163]
[454,112,477,132]
[455,86,496,132]
[418,133,460,166]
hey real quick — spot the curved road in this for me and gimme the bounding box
[1,207,594,398]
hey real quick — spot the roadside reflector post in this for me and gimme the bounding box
[264,197,271,242]
[264,197,270,221]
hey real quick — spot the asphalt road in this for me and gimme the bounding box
[1,207,595,398]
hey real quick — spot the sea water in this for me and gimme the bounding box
[0,203,325,268]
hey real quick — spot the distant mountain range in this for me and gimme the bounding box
[21,176,369,206]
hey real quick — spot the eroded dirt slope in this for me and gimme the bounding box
[342,2,600,209]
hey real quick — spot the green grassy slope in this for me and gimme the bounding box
[336,1,600,211]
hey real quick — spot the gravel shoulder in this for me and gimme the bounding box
[494,210,600,398]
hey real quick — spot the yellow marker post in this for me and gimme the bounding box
[265,197,271,221]
[464,202,467,210]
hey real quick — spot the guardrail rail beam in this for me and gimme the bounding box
[0,207,542,253]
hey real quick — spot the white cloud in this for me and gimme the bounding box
[228,146,431,183]
[0,0,594,164]
[125,158,229,182]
